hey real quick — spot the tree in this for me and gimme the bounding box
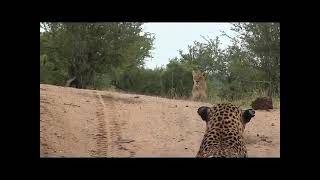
[40,22,154,88]
[230,22,280,96]
[160,59,194,98]
[40,22,279,102]
[170,22,280,100]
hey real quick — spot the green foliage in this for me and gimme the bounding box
[174,22,280,100]
[231,22,280,96]
[115,67,165,95]
[160,60,194,98]
[88,73,113,90]
[40,53,67,85]
[40,22,279,107]
[40,22,154,88]
[179,37,227,79]
[111,59,194,98]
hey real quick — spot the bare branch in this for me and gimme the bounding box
[65,76,77,87]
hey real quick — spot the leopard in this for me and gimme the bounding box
[196,103,255,158]
[192,70,207,101]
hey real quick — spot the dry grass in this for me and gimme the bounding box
[106,87,280,109]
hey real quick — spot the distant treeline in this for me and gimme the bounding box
[40,22,280,102]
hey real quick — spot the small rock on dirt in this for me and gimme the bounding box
[134,96,140,98]
[261,137,267,141]
[271,123,275,126]
[257,134,259,137]
[185,147,188,149]
[186,105,189,107]
[119,146,128,150]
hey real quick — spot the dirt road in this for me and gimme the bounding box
[40,84,280,157]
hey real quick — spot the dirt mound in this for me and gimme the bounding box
[251,97,273,110]
[40,84,280,157]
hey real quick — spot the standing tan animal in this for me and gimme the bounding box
[192,70,207,101]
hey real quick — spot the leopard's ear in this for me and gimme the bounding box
[197,106,210,121]
[241,109,255,124]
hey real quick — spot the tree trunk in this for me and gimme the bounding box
[65,76,77,87]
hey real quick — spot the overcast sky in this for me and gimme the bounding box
[142,23,237,69]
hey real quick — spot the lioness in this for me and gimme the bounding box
[192,70,207,101]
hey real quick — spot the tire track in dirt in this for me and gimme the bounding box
[99,94,136,157]
[91,92,135,157]
[89,92,110,157]
[100,94,120,156]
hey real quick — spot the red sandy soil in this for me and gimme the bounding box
[40,84,280,157]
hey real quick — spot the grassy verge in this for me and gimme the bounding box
[105,86,280,110]
[206,96,280,110]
